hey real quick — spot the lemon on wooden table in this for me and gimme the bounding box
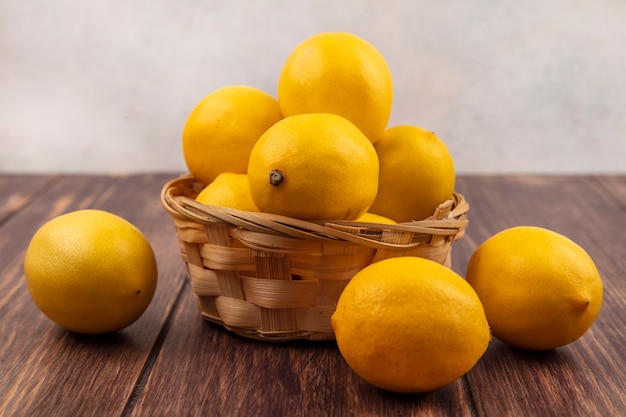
[247,113,379,220]
[369,125,456,222]
[196,172,259,212]
[466,226,603,351]
[278,32,393,143]
[182,85,283,185]
[331,257,490,393]
[23,209,158,335]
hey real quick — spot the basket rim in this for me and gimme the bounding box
[160,173,469,250]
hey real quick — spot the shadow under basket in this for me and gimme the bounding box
[161,174,469,342]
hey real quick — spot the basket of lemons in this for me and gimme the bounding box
[161,32,469,341]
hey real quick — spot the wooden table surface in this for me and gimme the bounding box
[0,174,624,417]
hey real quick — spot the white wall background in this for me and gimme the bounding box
[1,0,625,174]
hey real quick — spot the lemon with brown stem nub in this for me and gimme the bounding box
[248,113,379,220]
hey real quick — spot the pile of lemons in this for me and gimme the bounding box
[183,31,455,223]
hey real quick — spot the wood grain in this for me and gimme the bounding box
[0,175,55,225]
[130,283,476,417]
[0,174,624,417]
[0,174,186,417]
[453,175,626,417]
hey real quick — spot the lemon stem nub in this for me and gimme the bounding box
[269,169,285,186]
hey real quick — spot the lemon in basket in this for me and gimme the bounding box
[356,212,396,224]
[369,125,455,222]
[182,85,282,185]
[466,226,603,350]
[196,173,259,212]
[247,113,379,220]
[331,256,490,393]
[23,209,158,335]
[278,32,393,143]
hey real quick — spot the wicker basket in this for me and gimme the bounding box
[161,174,469,341]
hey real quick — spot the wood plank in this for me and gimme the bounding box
[593,175,626,208]
[1,174,624,416]
[451,175,626,417]
[0,174,187,417]
[131,282,477,417]
[0,175,56,225]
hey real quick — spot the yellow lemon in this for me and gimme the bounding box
[182,85,283,185]
[196,172,259,212]
[23,210,158,334]
[466,226,603,350]
[247,113,378,220]
[369,125,455,222]
[278,32,393,143]
[332,257,490,393]
[356,212,396,224]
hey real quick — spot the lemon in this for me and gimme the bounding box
[196,172,259,212]
[278,32,393,143]
[23,209,158,334]
[369,125,456,222]
[182,85,283,185]
[247,113,379,220]
[466,226,603,351]
[356,212,396,224]
[331,257,490,393]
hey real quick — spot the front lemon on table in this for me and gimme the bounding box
[466,226,603,350]
[331,257,490,393]
[247,113,379,220]
[23,209,158,335]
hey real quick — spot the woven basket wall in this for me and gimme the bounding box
[161,174,469,341]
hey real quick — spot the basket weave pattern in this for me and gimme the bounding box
[161,174,469,341]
